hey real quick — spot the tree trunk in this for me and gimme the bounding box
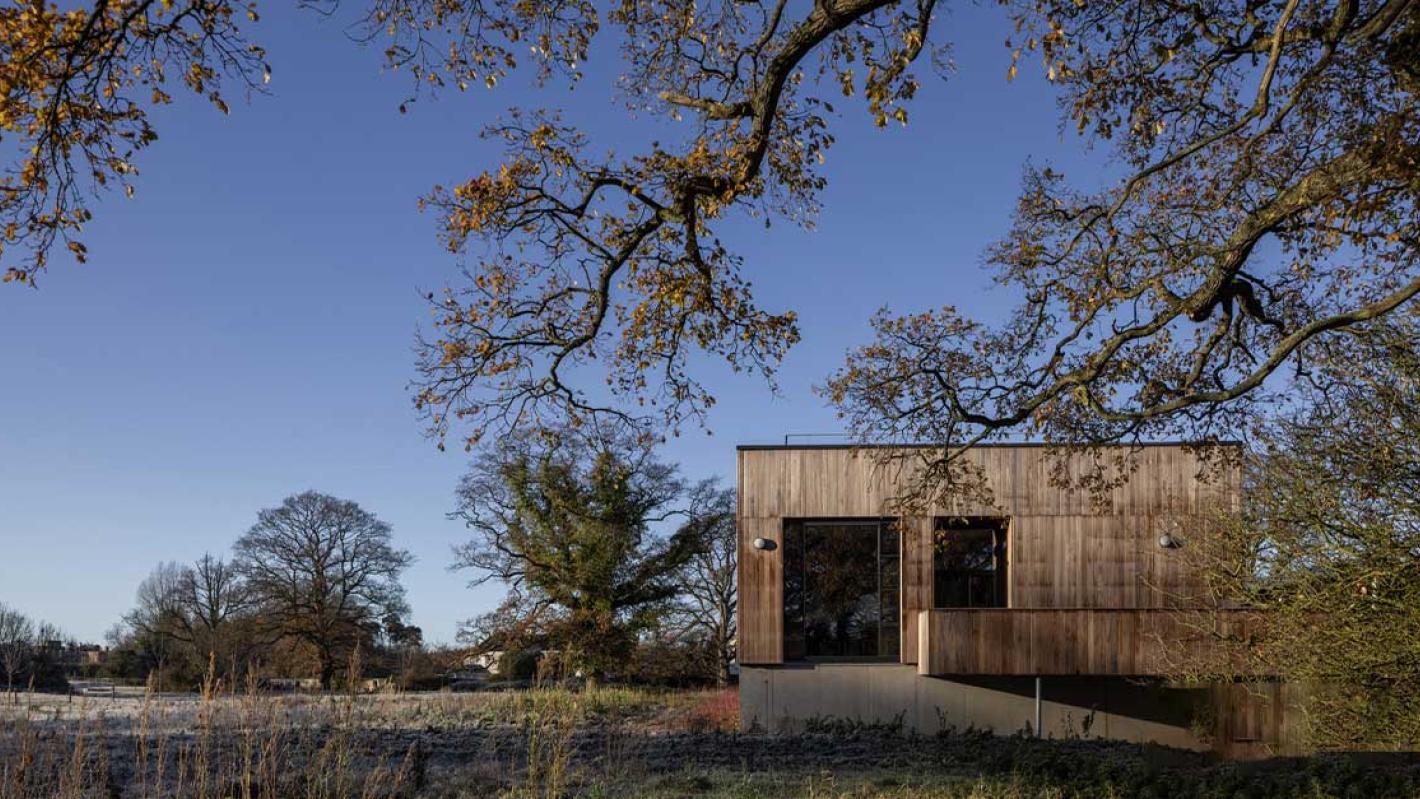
[319,655,336,691]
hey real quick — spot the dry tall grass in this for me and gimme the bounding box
[5,677,1416,798]
[0,658,434,799]
[0,660,731,799]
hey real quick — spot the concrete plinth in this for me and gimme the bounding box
[740,664,1209,751]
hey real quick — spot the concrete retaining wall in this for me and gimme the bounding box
[740,664,1210,751]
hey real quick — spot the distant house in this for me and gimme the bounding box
[461,645,562,681]
[76,644,105,668]
[45,641,107,677]
[736,443,1294,759]
[465,651,503,676]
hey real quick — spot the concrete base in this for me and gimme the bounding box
[740,664,1210,751]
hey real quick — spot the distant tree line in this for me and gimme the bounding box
[97,439,741,693]
[108,491,421,691]
[0,604,72,698]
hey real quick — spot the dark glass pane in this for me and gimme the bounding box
[782,522,806,661]
[879,521,901,660]
[934,574,967,608]
[802,522,880,657]
[880,522,900,555]
[933,521,1007,609]
[880,520,900,658]
[881,591,900,624]
[880,558,899,594]
[782,520,902,661]
[968,573,995,606]
[880,621,900,659]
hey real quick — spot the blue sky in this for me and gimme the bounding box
[0,2,1093,644]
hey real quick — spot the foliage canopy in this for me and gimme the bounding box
[452,429,708,680]
[4,0,1417,478]
[1181,316,1420,748]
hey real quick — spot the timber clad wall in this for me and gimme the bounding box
[736,452,781,664]
[916,608,1259,676]
[736,444,1240,667]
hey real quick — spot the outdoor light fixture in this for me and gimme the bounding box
[752,537,777,551]
[1158,524,1183,549]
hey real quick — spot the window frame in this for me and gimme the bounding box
[782,517,902,663]
[930,517,1011,610]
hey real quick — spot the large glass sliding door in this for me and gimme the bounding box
[783,519,900,661]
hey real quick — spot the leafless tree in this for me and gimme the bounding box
[124,561,189,692]
[382,612,424,689]
[119,555,254,686]
[179,553,252,673]
[182,554,248,634]
[671,484,738,687]
[0,604,35,700]
[233,491,413,689]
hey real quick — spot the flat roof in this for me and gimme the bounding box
[736,440,1244,451]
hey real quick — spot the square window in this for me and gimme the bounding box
[932,519,1008,609]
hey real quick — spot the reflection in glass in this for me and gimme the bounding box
[932,519,1007,608]
[783,520,900,660]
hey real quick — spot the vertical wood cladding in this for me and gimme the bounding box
[736,444,1239,665]
[916,608,1261,676]
[737,451,784,664]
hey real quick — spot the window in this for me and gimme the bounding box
[933,518,1008,608]
[783,520,900,660]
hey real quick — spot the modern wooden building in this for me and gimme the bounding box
[736,443,1297,758]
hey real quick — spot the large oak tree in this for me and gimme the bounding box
[233,491,413,689]
[5,0,1416,481]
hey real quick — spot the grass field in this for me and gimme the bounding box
[2,685,1418,798]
